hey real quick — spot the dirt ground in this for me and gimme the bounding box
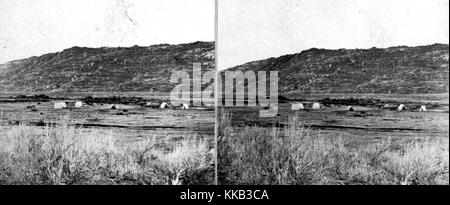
[0,94,214,145]
[221,94,449,145]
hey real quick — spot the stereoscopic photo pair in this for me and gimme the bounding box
[0,0,448,185]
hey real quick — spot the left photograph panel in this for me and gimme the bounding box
[0,0,215,185]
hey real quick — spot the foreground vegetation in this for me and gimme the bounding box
[218,111,449,185]
[0,123,213,185]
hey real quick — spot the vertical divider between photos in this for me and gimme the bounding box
[214,0,219,186]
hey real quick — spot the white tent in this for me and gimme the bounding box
[312,103,321,110]
[291,103,305,110]
[75,101,83,108]
[54,102,67,109]
[181,103,189,109]
[419,105,427,112]
[160,102,168,109]
[347,106,354,111]
[398,104,406,111]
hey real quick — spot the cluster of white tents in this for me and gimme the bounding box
[291,102,428,112]
[53,100,428,112]
[397,104,427,112]
[146,101,189,109]
[54,101,84,109]
[291,102,321,110]
[54,101,190,110]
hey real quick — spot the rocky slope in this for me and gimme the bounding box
[0,41,214,92]
[223,44,448,94]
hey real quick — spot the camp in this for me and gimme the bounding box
[54,102,67,109]
[160,102,169,109]
[419,105,427,112]
[291,103,304,110]
[397,104,406,111]
[312,102,321,110]
[347,106,354,111]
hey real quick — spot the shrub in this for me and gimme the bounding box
[218,111,449,185]
[0,123,213,185]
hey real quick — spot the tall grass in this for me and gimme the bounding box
[218,111,449,185]
[0,123,213,185]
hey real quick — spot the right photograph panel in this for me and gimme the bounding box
[217,0,449,185]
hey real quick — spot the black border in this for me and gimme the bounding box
[0,185,448,204]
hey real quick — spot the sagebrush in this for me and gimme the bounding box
[218,111,449,185]
[0,123,213,185]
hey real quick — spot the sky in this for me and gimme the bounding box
[0,0,214,64]
[218,0,449,70]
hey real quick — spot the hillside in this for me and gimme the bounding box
[223,44,449,95]
[0,41,214,93]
